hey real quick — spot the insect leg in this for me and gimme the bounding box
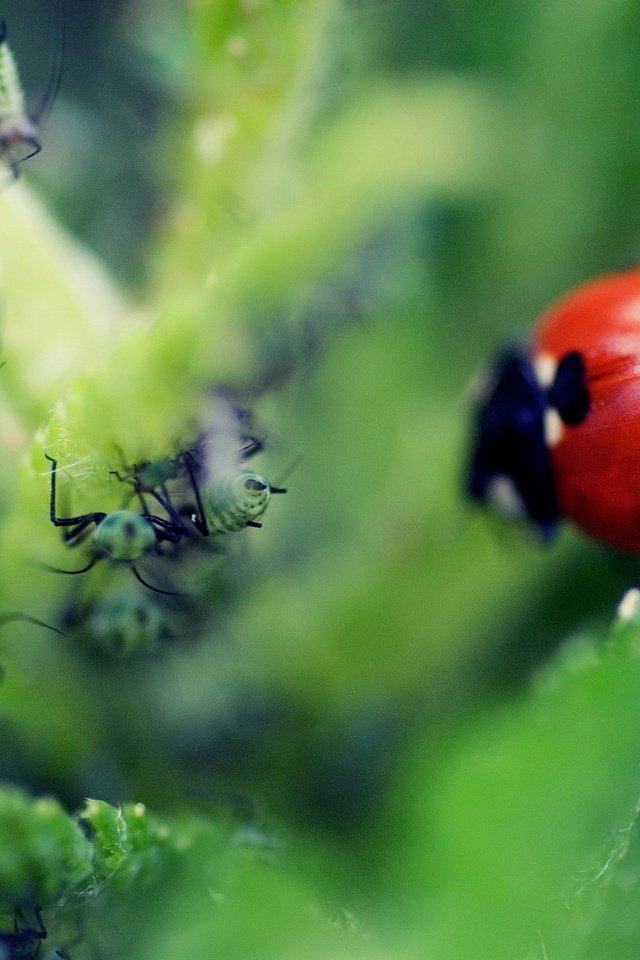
[130,565,188,598]
[144,514,189,545]
[16,137,41,163]
[62,514,103,547]
[40,555,100,576]
[239,437,264,460]
[145,485,192,535]
[0,613,65,637]
[180,451,210,536]
[45,454,106,530]
[30,0,66,126]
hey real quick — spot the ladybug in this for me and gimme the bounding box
[468,268,640,552]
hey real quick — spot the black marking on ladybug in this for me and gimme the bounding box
[547,351,590,425]
[467,348,560,537]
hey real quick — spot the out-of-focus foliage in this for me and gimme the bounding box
[0,787,91,911]
[0,0,638,958]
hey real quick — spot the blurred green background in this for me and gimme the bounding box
[1,1,640,958]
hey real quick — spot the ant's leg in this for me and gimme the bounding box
[130,565,188,598]
[62,515,104,546]
[0,613,65,637]
[240,437,264,461]
[146,486,191,535]
[180,452,209,536]
[33,906,47,939]
[146,515,188,545]
[17,138,42,165]
[45,455,105,530]
[40,556,100,576]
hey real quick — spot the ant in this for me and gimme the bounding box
[111,441,286,539]
[44,454,189,596]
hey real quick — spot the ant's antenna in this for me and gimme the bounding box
[30,0,66,125]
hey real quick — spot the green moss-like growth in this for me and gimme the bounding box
[0,787,91,913]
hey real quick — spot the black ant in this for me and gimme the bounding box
[44,454,189,596]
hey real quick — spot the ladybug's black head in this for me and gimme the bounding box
[467,348,561,538]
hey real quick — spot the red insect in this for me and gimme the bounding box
[468,268,640,552]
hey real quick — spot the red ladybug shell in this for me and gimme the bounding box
[533,268,640,552]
